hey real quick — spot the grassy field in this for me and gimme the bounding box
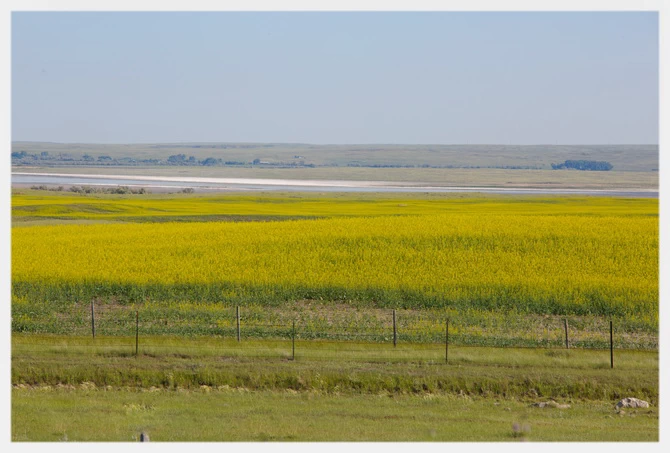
[12,389,658,442]
[11,335,658,441]
[12,335,659,396]
[11,299,658,349]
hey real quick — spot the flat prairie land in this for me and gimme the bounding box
[14,165,659,191]
[11,190,658,441]
[12,388,658,442]
[12,336,658,441]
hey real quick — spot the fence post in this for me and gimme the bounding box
[610,320,614,369]
[563,318,569,349]
[91,300,95,339]
[236,306,241,342]
[292,319,296,361]
[445,319,449,364]
[393,309,397,348]
[135,310,139,357]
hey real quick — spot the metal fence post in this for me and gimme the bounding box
[91,300,95,339]
[236,306,241,342]
[610,320,614,369]
[445,319,449,364]
[292,319,296,361]
[135,310,139,356]
[393,309,397,347]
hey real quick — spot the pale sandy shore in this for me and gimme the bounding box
[14,172,393,188]
[12,172,658,196]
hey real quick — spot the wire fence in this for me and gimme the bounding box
[11,303,658,366]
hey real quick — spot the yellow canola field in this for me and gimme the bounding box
[12,213,658,316]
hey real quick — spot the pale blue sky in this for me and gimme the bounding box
[11,12,658,144]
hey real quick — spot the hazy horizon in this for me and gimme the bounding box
[11,140,659,146]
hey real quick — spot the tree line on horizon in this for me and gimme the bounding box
[551,160,613,171]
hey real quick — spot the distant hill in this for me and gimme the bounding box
[11,142,658,172]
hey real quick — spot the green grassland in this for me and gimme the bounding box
[11,299,658,350]
[13,336,658,396]
[12,336,658,441]
[12,389,658,442]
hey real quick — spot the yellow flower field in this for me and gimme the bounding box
[12,203,658,319]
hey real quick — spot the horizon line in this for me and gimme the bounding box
[11,141,660,147]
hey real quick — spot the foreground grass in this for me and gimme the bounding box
[11,388,658,441]
[13,335,658,441]
[12,335,658,402]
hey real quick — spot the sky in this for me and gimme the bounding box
[11,11,659,145]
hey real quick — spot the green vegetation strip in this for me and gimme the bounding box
[12,335,658,402]
[12,389,658,441]
[12,334,658,441]
[11,300,658,349]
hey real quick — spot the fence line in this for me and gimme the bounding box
[14,335,652,370]
[11,304,658,358]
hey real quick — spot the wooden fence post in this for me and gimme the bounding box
[292,319,296,361]
[563,318,569,349]
[135,310,139,356]
[610,320,614,369]
[91,300,95,339]
[393,309,397,348]
[445,319,449,364]
[236,306,241,342]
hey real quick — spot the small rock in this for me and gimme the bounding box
[615,398,649,410]
[140,432,150,442]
